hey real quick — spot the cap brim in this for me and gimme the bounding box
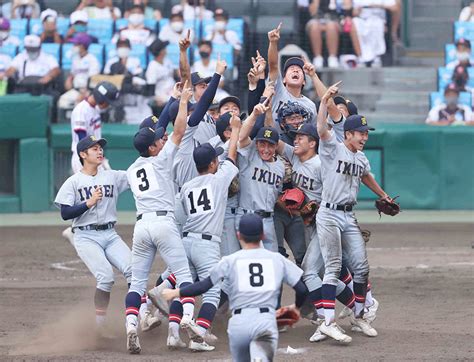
[215,146,224,157]
[289,129,317,138]
[353,126,375,132]
[195,77,212,85]
[255,137,278,145]
[154,127,165,140]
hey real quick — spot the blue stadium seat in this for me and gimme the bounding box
[62,43,104,71]
[105,43,148,70]
[430,91,471,108]
[87,19,114,44]
[115,18,158,33]
[454,21,474,41]
[29,18,70,37]
[0,44,18,58]
[9,19,27,40]
[165,43,192,68]
[201,18,244,43]
[193,43,234,69]
[438,67,453,90]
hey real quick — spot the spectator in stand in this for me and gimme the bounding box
[174,0,213,21]
[1,0,40,19]
[159,9,194,43]
[76,0,121,20]
[426,84,473,126]
[447,38,473,70]
[39,9,63,44]
[390,0,402,45]
[452,65,470,93]
[192,40,217,77]
[124,0,162,20]
[306,0,342,68]
[0,17,21,46]
[205,8,242,54]
[113,4,155,46]
[104,38,143,76]
[146,39,175,115]
[58,33,100,111]
[5,34,60,91]
[352,0,398,67]
[0,52,12,85]
[459,1,474,21]
[65,10,98,43]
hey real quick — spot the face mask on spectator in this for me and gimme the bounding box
[117,47,130,59]
[445,96,458,106]
[129,13,144,26]
[26,49,40,60]
[214,21,226,31]
[199,50,210,59]
[0,31,8,40]
[170,21,184,33]
[457,51,470,62]
[74,24,87,33]
[72,46,81,57]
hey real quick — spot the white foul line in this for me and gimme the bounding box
[50,259,83,271]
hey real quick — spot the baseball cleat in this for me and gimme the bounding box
[148,284,170,316]
[189,340,216,352]
[203,330,218,344]
[364,298,379,323]
[126,327,141,354]
[140,310,161,332]
[350,316,378,337]
[319,322,352,344]
[338,306,353,319]
[309,322,328,342]
[167,334,186,349]
[186,320,218,344]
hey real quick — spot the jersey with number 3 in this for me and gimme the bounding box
[127,140,178,215]
[180,159,238,237]
[209,248,303,310]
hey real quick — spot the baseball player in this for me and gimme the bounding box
[124,84,196,354]
[62,81,120,244]
[236,100,284,252]
[316,91,395,342]
[161,213,308,362]
[267,23,316,127]
[54,136,132,338]
[178,115,241,351]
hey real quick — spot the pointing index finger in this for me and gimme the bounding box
[186,29,191,40]
[277,22,282,31]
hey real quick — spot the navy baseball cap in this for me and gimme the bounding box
[333,96,347,107]
[139,115,159,130]
[290,123,319,139]
[191,72,212,86]
[209,99,220,111]
[193,143,224,168]
[216,112,232,138]
[343,115,375,132]
[255,127,279,145]
[133,127,166,155]
[92,81,119,105]
[239,213,263,242]
[219,96,241,111]
[346,99,358,115]
[283,57,304,76]
[77,135,107,154]
[149,39,169,57]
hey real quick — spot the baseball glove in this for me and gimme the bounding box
[276,306,300,327]
[300,200,319,226]
[228,176,240,198]
[279,188,306,210]
[375,196,401,217]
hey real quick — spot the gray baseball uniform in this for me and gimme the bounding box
[317,130,371,286]
[272,74,317,129]
[54,169,132,292]
[127,139,193,296]
[236,141,285,252]
[209,247,303,362]
[193,113,216,146]
[180,159,239,307]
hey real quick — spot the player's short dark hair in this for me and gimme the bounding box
[196,157,217,174]
[198,40,212,49]
[239,232,262,243]
[344,130,354,140]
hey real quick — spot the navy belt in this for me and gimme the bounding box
[182,232,212,240]
[242,209,272,218]
[325,203,353,212]
[230,207,236,214]
[137,211,168,220]
[234,307,269,314]
[72,222,115,232]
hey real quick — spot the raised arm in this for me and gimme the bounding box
[171,80,193,146]
[157,82,181,129]
[267,22,282,82]
[239,101,269,148]
[227,114,242,163]
[362,173,389,199]
[317,94,331,141]
[303,60,327,99]
[178,29,192,86]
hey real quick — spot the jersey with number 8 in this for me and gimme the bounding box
[210,247,303,310]
[127,140,178,214]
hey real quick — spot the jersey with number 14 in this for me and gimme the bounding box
[127,140,178,215]
[180,160,238,237]
[209,247,303,310]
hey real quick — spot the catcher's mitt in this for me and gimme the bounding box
[300,200,319,226]
[276,306,300,327]
[375,196,400,217]
[279,188,305,210]
[228,176,240,198]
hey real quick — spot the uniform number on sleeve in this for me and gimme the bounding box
[186,187,213,215]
